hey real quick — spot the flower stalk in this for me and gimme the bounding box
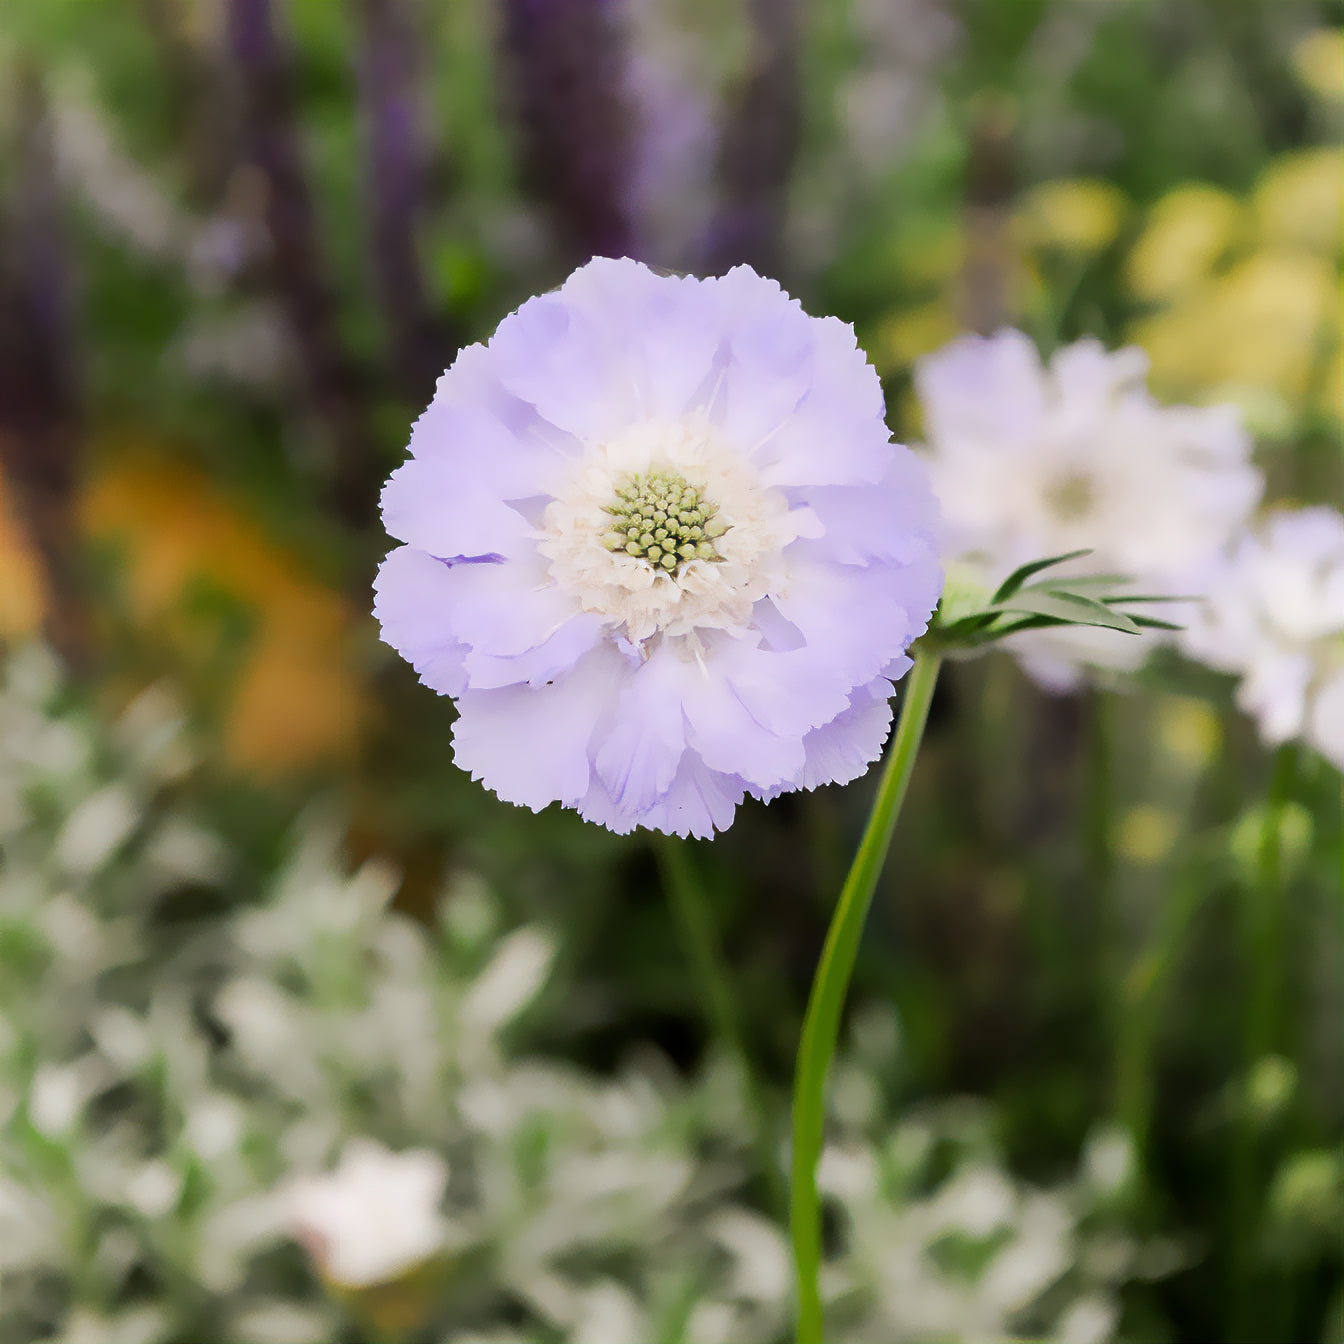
[656,837,786,1219]
[789,648,942,1342]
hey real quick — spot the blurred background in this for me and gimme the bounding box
[0,0,1341,1341]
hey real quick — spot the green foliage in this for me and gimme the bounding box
[0,0,1340,1339]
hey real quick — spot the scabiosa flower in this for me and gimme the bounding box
[1181,507,1344,770]
[914,329,1262,691]
[374,258,941,836]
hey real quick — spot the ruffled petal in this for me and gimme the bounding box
[679,648,808,790]
[751,314,893,487]
[795,678,895,790]
[436,553,584,660]
[616,753,747,838]
[462,613,606,690]
[791,447,941,565]
[752,678,894,799]
[372,547,470,695]
[452,646,624,810]
[592,644,690,814]
[772,541,942,688]
[700,631,853,737]
[558,258,724,421]
[488,292,639,443]
[381,455,534,560]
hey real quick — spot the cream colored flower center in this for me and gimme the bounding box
[538,417,810,645]
[602,469,727,574]
[1043,469,1097,522]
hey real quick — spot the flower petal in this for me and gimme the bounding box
[381,455,534,560]
[914,329,1047,447]
[372,547,470,695]
[437,553,584,660]
[752,678,894,799]
[462,613,606,690]
[593,645,690,814]
[792,447,941,565]
[772,541,942,688]
[452,646,623,810]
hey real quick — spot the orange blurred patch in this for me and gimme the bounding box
[0,449,369,778]
[0,466,46,642]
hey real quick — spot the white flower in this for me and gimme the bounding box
[1181,507,1344,768]
[915,329,1262,690]
[283,1139,455,1288]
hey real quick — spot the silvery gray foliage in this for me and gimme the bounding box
[0,645,1167,1344]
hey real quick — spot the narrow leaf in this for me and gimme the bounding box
[989,587,1142,634]
[1098,593,1195,606]
[989,549,1094,603]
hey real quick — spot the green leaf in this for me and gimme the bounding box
[989,550,1094,604]
[1039,572,1130,588]
[1098,593,1195,606]
[988,587,1142,634]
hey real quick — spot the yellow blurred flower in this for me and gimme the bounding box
[1320,346,1344,423]
[1015,177,1129,255]
[885,224,963,289]
[1252,147,1344,256]
[1134,251,1339,407]
[1156,696,1221,773]
[870,299,961,374]
[1125,184,1245,302]
[1115,804,1178,866]
[0,466,46,643]
[1293,29,1344,102]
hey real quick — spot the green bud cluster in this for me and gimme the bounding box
[602,469,727,575]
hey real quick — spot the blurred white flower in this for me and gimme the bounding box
[284,1139,455,1288]
[45,1305,170,1344]
[185,1094,247,1161]
[915,329,1262,690]
[710,1209,792,1303]
[1058,1294,1118,1344]
[1083,1125,1135,1196]
[460,927,556,1039]
[926,1164,1016,1238]
[1181,507,1344,768]
[28,1059,100,1137]
[54,784,140,876]
[124,1160,182,1219]
[226,1300,335,1344]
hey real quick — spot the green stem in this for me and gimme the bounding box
[789,650,941,1343]
[1227,742,1298,1343]
[1115,847,1215,1171]
[1247,744,1298,1063]
[656,836,787,1220]
[1085,689,1117,1008]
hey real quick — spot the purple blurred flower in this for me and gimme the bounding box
[375,258,941,836]
[500,0,634,262]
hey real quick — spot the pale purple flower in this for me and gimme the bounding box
[1181,507,1344,770]
[914,329,1262,691]
[375,258,941,836]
